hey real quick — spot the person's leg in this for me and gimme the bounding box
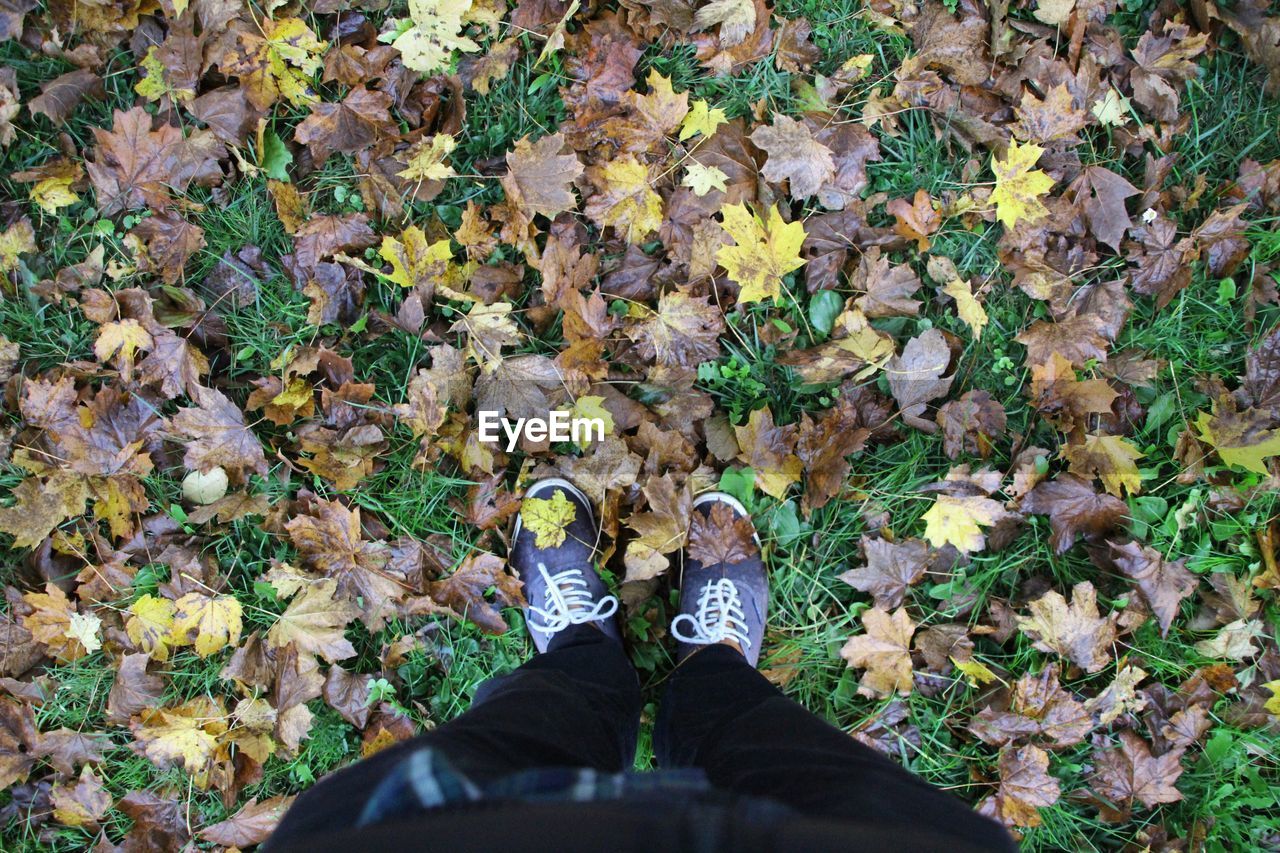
[273,477,636,846]
[654,645,1014,850]
[271,623,640,844]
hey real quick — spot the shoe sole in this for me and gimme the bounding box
[692,491,760,546]
[512,477,595,541]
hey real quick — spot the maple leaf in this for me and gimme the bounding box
[502,132,583,219]
[716,203,806,304]
[171,385,269,485]
[1195,404,1280,475]
[584,154,664,243]
[378,224,452,290]
[450,301,521,370]
[839,606,917,698]
[936,390,1006,459]
[688,501,757,566]
[0,217,35,274]
[1083,663,1148,726]
[750,114,836,200]
[21,584,98,663]
[398,133,458,181]
[921,494,1004,554]
[224,17,327,111]
[87,107,224,215]
[266,578,358,664]
[839,536,939,610]
[1021,474,1128,554]
[623,474,691,581]
[941,275,987,339]
[692,0,756,46]
[51,766,112,828]
[126,593,176,661]
[978,745,1061,829]
[131,697,227,782]
[94,318,152,374]
[1192,618,1263,661]
[886,189,940,251]
[285,498,405,630]
[853,247,922,318]
[199,796,295,847]
[628,289,725,368]
[107,654,165,725]
[734,407,802,499]
[423,551,524,634]
[680,98,728,140]
[1063,433,1144,497]
[520,490,578,548]
[887,328,954,432]
[0,696,39,790]
[391,0,481,75]
[0,470,91,549]
[1017,581,1118,673]
[1012,84,1088,145]
[969,664,1092,748]
[989,139,1055,229]
[683,161,729,196]
[1111,540,1198,635]
[171,592,243,658]
[1089,730,1184,810]
[295,88,395,163]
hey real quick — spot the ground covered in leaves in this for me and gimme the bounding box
[1,0,1280,848]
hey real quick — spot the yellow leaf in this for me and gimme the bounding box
[94,319,153,370]
[566,395,614,446]
[989,139,1055,229]
[233,17,328,110]
[398,133,457,182]
[716,203,806,305]
[1064,434,1144,496]
[450,301,520,369]
[31,176,80,213]
[51,767,111,827]
[1263,680,1280,717]
[679,99,728,141]
[921,494,1003,554]
[378,225,453,288]
[682,162,728,196]
[953,656,999,686]
[135,46,194,102]
[943,277,988,339]
[126,593,177,661]
[132,697,227,780]
[1195,409,1280,475]
[172,593,243,657]
[519,490,577,548]
[392,0,481,76]
[1091,88,1130,127]
[0,218,36,274]
[585,155,663,244]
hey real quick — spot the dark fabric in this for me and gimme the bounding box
[269,627,1015,853]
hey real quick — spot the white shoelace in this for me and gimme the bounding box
[671,578,752,652]
[527,562,618,635]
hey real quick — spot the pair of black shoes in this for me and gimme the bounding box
[510,478,768,665]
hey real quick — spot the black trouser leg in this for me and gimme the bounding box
[654,645,1016,852]
[270,625,641,845]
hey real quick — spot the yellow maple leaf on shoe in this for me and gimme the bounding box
[520,490,577,548]
[716,203,806,305]
[990,139,1055,229]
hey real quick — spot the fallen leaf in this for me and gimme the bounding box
[840,606,917,698]
[990,139,1055,229]
[716,203,806,305]
[1017,581,1118,673]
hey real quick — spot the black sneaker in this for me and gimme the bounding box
[672,492,768,666]
[511,477,620,652]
